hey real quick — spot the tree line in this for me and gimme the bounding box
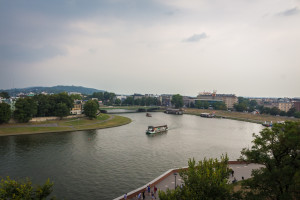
[234,97,300,118]
[0,93,76,123]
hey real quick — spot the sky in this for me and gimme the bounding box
[0,0,300,97]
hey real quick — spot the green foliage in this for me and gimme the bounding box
[195,100,209,109]
[0,102,11,124]
[123,96,134,105]
[84,100,99,119]
[0,176,55,200]
[159,155,238,200]
[294,111,300,118]
[195,100,227,110]
[240,121,300,200]
[0,92,10,99]
[114,98,121,106]
[287,107,296,117]
[33,93,73,118]
[234,97,258,112]
[70,94,82,100]
[13,98,37,123]
[269,107,281,116]
[234,103,247,112]
[54,103,69,119]
[171,94,183,109]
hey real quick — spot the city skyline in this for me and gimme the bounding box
[1,0,300,97]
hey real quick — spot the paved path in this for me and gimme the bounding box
[116,163,264,200]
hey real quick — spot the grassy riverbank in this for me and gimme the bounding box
[0,114,131,136]
[184,108,300,124]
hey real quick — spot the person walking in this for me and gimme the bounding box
[124,193,127,200]
[142,190,145,199]
[147,185,151,196]
[137,192,141,200]
[154,185,157,197]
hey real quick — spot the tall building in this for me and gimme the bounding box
[196,91,237,109]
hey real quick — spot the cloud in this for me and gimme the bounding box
[278,7,299,16]
[0,44,66,62]
[184,33,207,42]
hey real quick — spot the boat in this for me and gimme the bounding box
[146,113,152,117]
[146,125,168,135]
[200,113,215,118]
[262,121,273,127]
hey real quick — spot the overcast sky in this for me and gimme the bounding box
[0,0,300,97]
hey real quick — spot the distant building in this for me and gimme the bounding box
[70,100,83,115]
[277,99,293,112]
[160,94,173,107]
[293,101,300,112]
[196,91,237,109]
[133,93,144,100]
[116,95,127,102]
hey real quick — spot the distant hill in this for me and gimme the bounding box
[0,85,105,96]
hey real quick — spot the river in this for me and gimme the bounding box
[0,112,262,199]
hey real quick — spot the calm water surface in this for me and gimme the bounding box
[0,113,262,199]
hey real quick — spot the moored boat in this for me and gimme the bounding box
[262,121,273,127]
[146,125,168,135]
[146,113,152,117]
[200,113,215,118]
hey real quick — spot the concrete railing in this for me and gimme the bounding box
[113,161,249,200]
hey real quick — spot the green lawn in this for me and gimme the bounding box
[0,114,131,136]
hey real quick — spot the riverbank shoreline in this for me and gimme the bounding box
[183,108,299,124]
[0,114,132,137]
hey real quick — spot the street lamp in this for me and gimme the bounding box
[174,172,177,189]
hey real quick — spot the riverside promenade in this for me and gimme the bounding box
[114,161,264,200]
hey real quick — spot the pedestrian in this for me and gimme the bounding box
[154,185,157,197]
[242,176,244,180]
[137,192,141,200]
[124,193,127,200]
[142,190,145,199]
[231,170,234,177]
[151,191,156,199]
[147,185,151,195]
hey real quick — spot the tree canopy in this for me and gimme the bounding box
[83,100,99,119]
[0,102,11,124]
[13,98,37,123]
[159,155,239,200]
[240,121,300,200]
[171,94,183,109]
[0,177,55,200]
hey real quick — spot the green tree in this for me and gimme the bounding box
[114,98,121,106]
[13,98,37,123]
[287,107,296,117]
[0,176,55,200]
[240,121,300,200]
[70,94,82,100]
[0,102,11,124]
[33,94,51,117]
[54,103,69,119]
[171,94,183,109]
[159,155,239,200]
[294,111,300,118]
[234,103,247,112]
[123,96,134,105]
[270,107,281,116]
[84,100,99,119]
[0,91,10,99]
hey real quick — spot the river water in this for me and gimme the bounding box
[0,112,262,199]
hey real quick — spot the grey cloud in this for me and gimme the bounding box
[184,33,207,42]
[277,7,299,16]
[0,44,66,62]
